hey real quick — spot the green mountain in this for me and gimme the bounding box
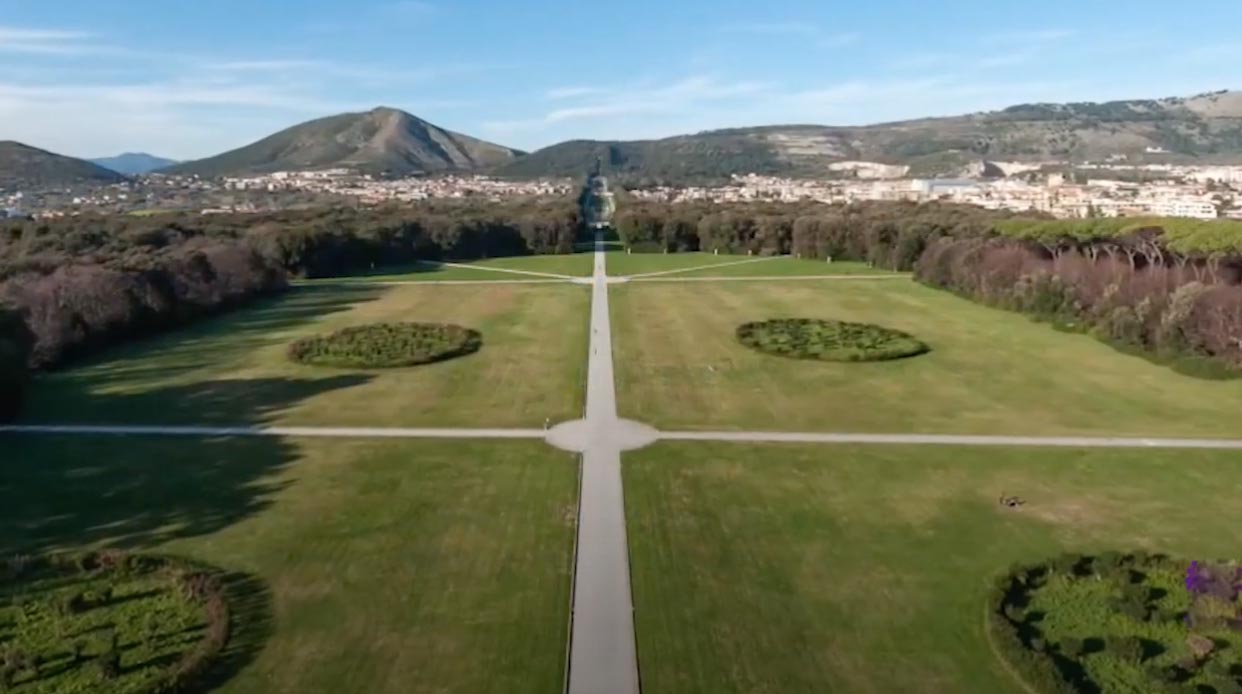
[499,90,1242,182]
[90,152,179,175]
[165,107,522,178]
[0,141,128,191]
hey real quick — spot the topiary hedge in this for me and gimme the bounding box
[0,551,232,693]
[989,552,1242,693]
[288,322,482,368]
[736,318,929,362]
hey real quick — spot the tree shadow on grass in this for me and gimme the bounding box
[1,372,364,690]
[22,283,385,424]
[35,283,386,388]
[196,571,274,691]
[1,374,370,556]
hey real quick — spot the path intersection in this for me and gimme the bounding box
[7,238,1242,693]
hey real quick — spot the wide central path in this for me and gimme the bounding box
[567,234,641,694]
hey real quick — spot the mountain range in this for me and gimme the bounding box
[0,141,127,191]
[90,152,179,175]
[499,90,1242,182]
[163,107,522,178]
[4,90,1242,189]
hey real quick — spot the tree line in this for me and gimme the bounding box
[4,195,1240,421]
[0,198,581,420]
[615,200,1003,270]
[617,200,1242,372]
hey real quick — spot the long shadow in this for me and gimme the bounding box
[42,283,385,382]
[2,373,366,689]
[1,374,370,556]
[320,260,448,279]
[22,284,385,423]
[194,571,274,693]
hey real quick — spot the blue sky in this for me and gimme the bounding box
[2,0,1241,159]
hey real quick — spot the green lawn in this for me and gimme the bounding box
[1,437,578,694]
[23,282,588,428]
[605,251,888,278]
[311,254,594,282]
[611,278,1242,437]
[625,442,1242,694]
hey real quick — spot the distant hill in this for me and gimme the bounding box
[500,90,1242,182]
[0,141,127,191]
[91,152,178,175]
[165,107,522,178]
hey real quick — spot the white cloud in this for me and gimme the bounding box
[977,50,1038,69]
[718,22,860,48]
[820,32,861,48]
[889,52,953,71]
[0,24,100,55]
[0,81,353,111]
[380,0,435,13]
[484,75,772,135]
[0,26,90,41]
[984,28,1074,45]
[202,59,326,72]
[720,21,821,37]
[545,86,606,100]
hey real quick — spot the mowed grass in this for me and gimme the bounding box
[606,251,886,278]
[611,279,1242,437]
[625,442,1242,694]
[23,282,588,428]
[1,436,578,694]
[316,254,594,282]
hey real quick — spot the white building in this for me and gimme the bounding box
[1146,198,1218,220]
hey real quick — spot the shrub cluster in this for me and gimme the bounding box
[289,322,483,368]
[0,551,232,693]
[989,552,1242,693]
[736,318,929,362]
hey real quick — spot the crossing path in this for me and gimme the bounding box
[7,423,1242,452]
[12,241,1242,694]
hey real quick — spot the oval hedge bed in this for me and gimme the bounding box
[735,319,929,362]
[0,551,231,693]
[289,322,482,368]
[989,552,1242,693]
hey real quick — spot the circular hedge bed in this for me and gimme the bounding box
[0,551,230,693]
[735,319,929,362]
[989,552,1242,693]
[289,322,482,368]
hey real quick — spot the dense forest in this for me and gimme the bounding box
[616,200,1242,373]
[0,197,580,420]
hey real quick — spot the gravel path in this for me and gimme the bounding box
[565,234,641,694]
[660,430,1242,450]
[415,259,580,279]
[620,253,789,279]
[0,424,547,439]
[10,243,1242,694]
[626,274,907,283]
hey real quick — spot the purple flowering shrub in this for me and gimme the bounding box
[989,553,1242,693]
[1185,560,1242,631]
